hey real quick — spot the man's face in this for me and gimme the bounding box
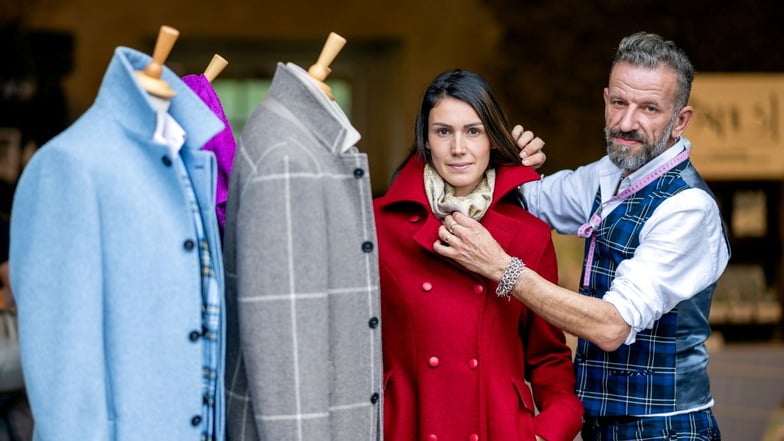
[603,62,681,171]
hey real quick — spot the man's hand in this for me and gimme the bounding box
[432,212,510,282]
[513,124,546,169]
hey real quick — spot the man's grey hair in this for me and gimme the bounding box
[613,32,695,110]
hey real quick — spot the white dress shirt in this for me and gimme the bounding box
[521,137,730,344]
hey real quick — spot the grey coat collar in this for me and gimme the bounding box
[265,62,358,155]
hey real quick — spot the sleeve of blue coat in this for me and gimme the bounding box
[235,146,332,437]
[10,148,111,439]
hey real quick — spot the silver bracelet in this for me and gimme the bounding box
[495,257,525,297]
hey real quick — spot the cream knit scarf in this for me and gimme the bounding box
[424,163,495,221]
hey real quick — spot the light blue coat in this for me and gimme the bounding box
[9,47,226,441]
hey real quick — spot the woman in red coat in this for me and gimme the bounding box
[374,70,583,441]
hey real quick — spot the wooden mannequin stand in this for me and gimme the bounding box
[135,25,179,98]
[204,54,228,83]
[307,32,347,100]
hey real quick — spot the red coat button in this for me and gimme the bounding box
[427,435,438,441]
[422,282,433,292]
[409,215,421,223]
[473,284,484,294]
[468,358,478,369]
[469,434,479,441]
[428,356,440,367]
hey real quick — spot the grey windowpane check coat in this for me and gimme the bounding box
[224,62,383,441]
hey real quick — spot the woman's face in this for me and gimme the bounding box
[427,96,491,196]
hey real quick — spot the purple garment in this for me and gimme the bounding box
[182,73,236,233]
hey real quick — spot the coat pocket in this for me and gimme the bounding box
[511,376,535,414]
[510,376,536,439]
[382,371,416,440]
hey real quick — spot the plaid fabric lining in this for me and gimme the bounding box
[175,154,220,441]
[576,161,691,417]
[582,408,721,440]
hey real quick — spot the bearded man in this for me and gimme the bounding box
[433,32,728,441]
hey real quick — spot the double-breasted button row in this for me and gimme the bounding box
[420,281,486,295]
[427,433,479,441]
[426,356,479,369]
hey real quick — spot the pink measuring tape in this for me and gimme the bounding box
[576,149,691,287]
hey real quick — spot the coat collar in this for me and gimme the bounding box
[92,46,224,151]
[378,153,541,211]
[264,62,358,155]
[377,154,542,255]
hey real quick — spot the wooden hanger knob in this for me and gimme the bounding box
[145,25,179,79]
[204,54,228,83]
[136,25,179,98]
[307,32,346,99]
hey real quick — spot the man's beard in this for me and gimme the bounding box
[605,114,678,171]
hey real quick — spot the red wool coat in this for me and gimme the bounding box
[374,155,583,441]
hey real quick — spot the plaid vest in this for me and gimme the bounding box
[575,159,694,416]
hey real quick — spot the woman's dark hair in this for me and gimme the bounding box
[406,69,521,170]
